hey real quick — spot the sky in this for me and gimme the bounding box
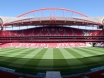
[0,0,104,17]
[0,0,103,30]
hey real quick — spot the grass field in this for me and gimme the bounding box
[0,47,104,74]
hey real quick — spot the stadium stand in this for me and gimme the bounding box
[1,67,104,78]
[65,28,73,36]
[0,66,44,78]
[0,69,44,78]
[63,69,104,78]
[0,8,104,78]
[0,31,4,36]
[10,31,17,36]
[0,70,20,78]
[16,30,23,36]
[72,28,83,36]
[33,28,41,36]
[0,27,104,37]
[3,31,10,36]
[23,29,32,36]
[57,28,65,36]
[49,28,57,36]
[41,28,49,36]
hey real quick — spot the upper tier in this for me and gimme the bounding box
[0,27,103,36]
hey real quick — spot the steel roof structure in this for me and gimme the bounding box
[0,8,104,27]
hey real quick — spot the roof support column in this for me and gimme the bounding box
[0,18,3,30]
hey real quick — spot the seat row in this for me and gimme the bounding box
[0,42,87,48]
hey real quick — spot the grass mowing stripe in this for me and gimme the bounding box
[68,48,97,64]
[76,48,104,63]
[72,48,104,67]
[0,48,34,69]
[66,48,101,71]
[53,48,71,73]
[77,47,104,55]
[69,48,93,57]
[0,47,104,74]
[42,48,53,59]
[7,49,42,68]
[82,47,104,50]
[59,48,87,67]
[0,48,26,61]
[64,48,89,73]
[70,48,104,63]
[11,48,43,65]
[0,48,31,61]
[53,48,65,59]
[34,48,48,66]
[0,48,11,50]
[21,48,48,73]
[0,48,23,54]
[79,48,104,63]
[64,48,87,65]
[64,48,83,58]
[83,47,104,52]
[75,48,97,55]
[0,48,19,52]
[37,48,54,70]
[4,48,36,62]
[59,48,76,59]
[0,48,28,56]
[19,48,43,58]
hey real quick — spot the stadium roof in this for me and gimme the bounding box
[0,8,104,27]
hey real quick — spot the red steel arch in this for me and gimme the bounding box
[17,8,89,18]
[0,18,3,25]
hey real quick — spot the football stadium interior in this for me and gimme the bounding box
[0,8,104,78]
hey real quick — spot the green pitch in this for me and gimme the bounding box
[0,47,104,74]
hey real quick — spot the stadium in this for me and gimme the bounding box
[0,8,104,78]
